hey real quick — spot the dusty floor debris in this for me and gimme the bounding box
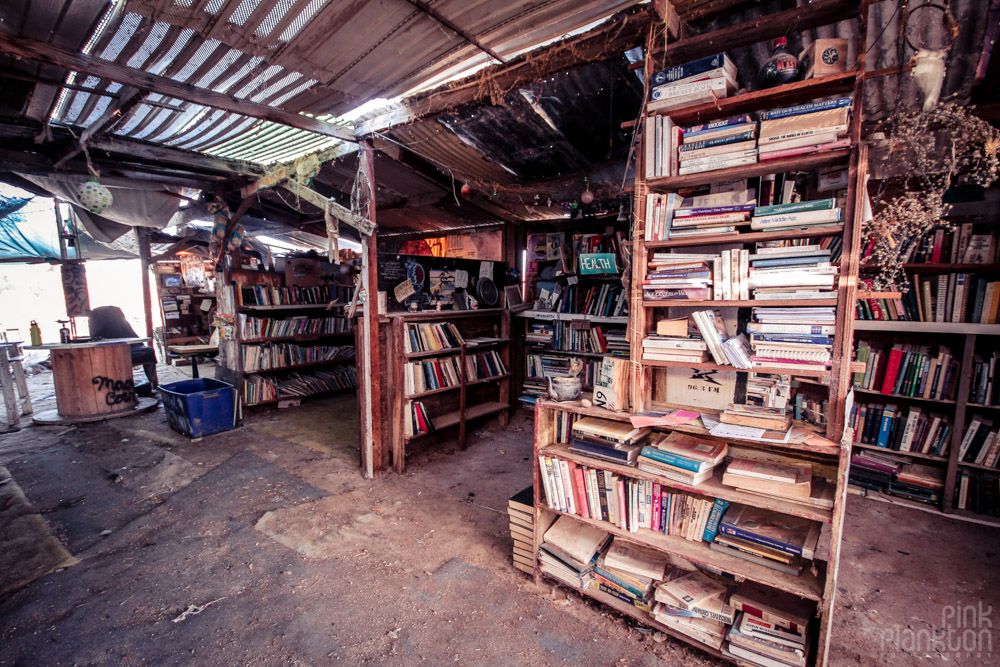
[0,363,997,665]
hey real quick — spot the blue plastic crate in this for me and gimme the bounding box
[160,378,236,438]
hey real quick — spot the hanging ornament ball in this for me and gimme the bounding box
[461,182,472,195]
[77,178,113,214]
[581,189,595,205]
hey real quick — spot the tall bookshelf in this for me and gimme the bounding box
[516,223,632,407]
[526,4,870,667]
[851,231,1000,525]
[218,276,357,408]
[385,308,512,473]
[152,258,216,357]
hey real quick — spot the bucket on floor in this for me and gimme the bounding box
[160,378,236,438]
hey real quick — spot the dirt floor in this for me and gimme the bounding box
[1,362,998,666]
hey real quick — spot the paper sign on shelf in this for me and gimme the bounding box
[479,261,493,280]
[454,269,469,289]
[394,279,415,303]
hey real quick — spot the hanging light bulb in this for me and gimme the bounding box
[580,177,594,205]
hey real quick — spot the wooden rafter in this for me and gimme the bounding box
[0,31,358,143]
[403,0,505,64]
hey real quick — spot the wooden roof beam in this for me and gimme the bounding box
[0,31,358,143]
[403,0,505,64]
[354,5,656,137]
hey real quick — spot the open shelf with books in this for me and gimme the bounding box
[531,397,844,664]
[586,5,871,663]
[385,309,512,473]
[215,263,357,409]
[518,223,631,406]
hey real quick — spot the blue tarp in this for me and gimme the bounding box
[0,193,134,263]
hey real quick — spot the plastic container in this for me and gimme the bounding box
[160,378,236,438]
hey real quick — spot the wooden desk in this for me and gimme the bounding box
[25,338,156,423]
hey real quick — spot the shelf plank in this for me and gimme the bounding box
[851,442,948,463]
[243,358,355,373]
[852,387,957,406]
[406,338,511,359]
[405,400,508,442]
[647,151,850,191]
[405,374,511,399]
[643,299,838,308]
[541,442,832,523]
[542,507,825,601]
[242,332,354,343]
[853,321,1000,335]
[966,403,1000,411]
[238,303,345,311]
[956,460,1000,472]
[516,311,629,325]
[642,225,844,250]
[902,263,1000,273]
[640,358,831,379]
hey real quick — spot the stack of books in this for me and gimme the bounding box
[750,198,843,233]
[526,322,555,346]
[757,96,852,162]
[722,457,813,500]
[721,403,791,431]
[677,114,758,176]
[728,611,808,667]
[523,353,573,398]
[538,516,610,589]
[728,581,814,667]
[746,372,792,409]
[568,417,651,465]
[641,334,709,364]
[885,462,946,505]
[507,486,540,575]
[849,449,900,491]
[852,341,958,400]
[749,307,836,372]
[711,503,820,575]
[648,53,738,115]
[591,539,669,612]
[653,569,733,649]
[849,402,952,456]
[749,243,838,301]
[643,252,714,300]
[637,431,728,486]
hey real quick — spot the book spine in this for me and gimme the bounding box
[702,499,730,542]
[719,524,802,557]
[679,130,756,152]
[683,114,751,134]
[759,97,852,120]
[652,54,731,85]
[639,447,705,472]
[651,76,729,101]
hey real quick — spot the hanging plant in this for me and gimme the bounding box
[864,103,1000,288]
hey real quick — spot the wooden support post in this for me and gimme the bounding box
[135,227,158,388]
[943,333,977,511]
[359,139,382,478]
[0,347,19,429]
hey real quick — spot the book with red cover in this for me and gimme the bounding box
[879,344,905,395]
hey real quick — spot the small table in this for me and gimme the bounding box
[25,337,158,424]
[166,344,219,379]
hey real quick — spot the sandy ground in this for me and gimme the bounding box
[0,362,998,666]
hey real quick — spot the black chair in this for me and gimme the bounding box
[88,306,158,388]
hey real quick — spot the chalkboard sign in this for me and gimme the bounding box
[377,254,507,312]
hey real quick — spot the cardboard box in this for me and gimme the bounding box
[799,38,849,78]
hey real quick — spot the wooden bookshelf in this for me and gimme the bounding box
[388,310,512,471]
[851,441,949,463]
[642,299,839,308]
[853,321,1000,335]
[642,225,845,250]
[647,150,850,191]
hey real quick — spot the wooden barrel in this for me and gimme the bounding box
[50,343,138,417]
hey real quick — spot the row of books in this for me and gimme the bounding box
[643,243,838,301]
[527,230,629,283]
[849,451,944,506]
[958,417,1000,468]
[403,321,466,353]
[550,283,630,318]
[238,313,351,340]
[852,342,959,401]
[543,514,815,661]
[641,310,748,368]
[971,353,1000,405]
[404,400,435,437]
[404,350,507,395]
[867,222,998,266]
[643,193,843,243]
[241,342,355,372]
[237,284,352,307]
[526,323,629,355]
[848,402,951,457]
[857,274,1000,324]
[242,365,357,405]
[645,93,851,179]
[955,470,999,516]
